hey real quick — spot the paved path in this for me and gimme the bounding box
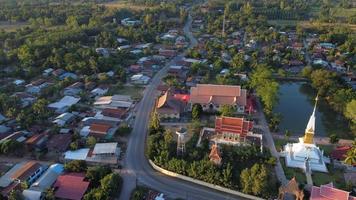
[255,100,289,186]
[119,8,248,200]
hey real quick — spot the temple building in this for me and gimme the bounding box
[283,96,329,173]
[209,143,222,166]
[189,84,247,113]
[198,116,263,152]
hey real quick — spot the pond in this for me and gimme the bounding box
[273,82,351,138]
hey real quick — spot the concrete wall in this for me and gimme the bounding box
[148,160,265,200]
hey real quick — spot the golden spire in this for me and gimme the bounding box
[303,95,318,144]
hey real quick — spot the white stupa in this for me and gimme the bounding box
[283,96,328,173]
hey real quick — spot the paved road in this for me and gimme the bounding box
[254,100,288,186]
[119,9,249,200]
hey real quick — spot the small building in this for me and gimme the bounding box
[47,134,72,153]
[131,74,150,85]
[12,92,36,108]
[0,161,46,189]
[91,85,109,97]
[156,89,185,119]
[53,173,89,200]
[30,163,64,192]
[88,123,116,139]
[53,112,75,127]
[86,143,120,166]
[64,148,90,161]
[94,95,133,110]
[25,133,48,151]
[94,108,128,123]
[59,72,78,80]
[48,96,80,114]
[209,143,222,166]
[63,82,83,96]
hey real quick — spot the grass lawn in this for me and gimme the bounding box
[108,84,145,100]
[332,8,356,18]
[281,160,307,184]
[312,167,345,189]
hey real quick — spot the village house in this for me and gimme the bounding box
[48,96,81,114]
[64,142,120,166]
[86,142,121,166]
[93,108,129,124]
[52,69,65,77]
[25,132,48,152]
[63,82,84,96]
[159,49,177,58]
[0,161,46,194]
[26,163,64,193]
[52,112,75,127]
[12,92,37,107]
[42,68,54,76]
[189,84,247,113]
[47,134,72,153]
[94,95,134,110]
[131,74,150,85]
[80,123,116,140]
[121,18,141,26]
[53,173,89,200]
[59,72,78,80]
[91,85,109,98]
[25,79,50,94]
[155,89,185,119]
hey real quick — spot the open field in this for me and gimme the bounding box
[108,84,145,100]
[300,21,356,31]
[267,20,301,27]
[0,21,29,32]
[100,0,159,10]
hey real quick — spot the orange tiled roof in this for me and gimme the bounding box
[215,116,253,136]
[11,161,41,181]
[190,84,247,106]
[90,123,111,134]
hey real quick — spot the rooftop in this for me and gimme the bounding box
[92,143,118,155]
[11,161,42,181]
[54,173,89,200]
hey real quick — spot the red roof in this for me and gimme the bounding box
[54,173,89,200]
[215,116,253,137]
[331,146,351,161]
[311,183,355,200]
[102,108,127,118]
[174,94,190,102]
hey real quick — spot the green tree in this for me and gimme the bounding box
[66,16,79,28]
[44,188,55,200]
[64,160,87,172]
[222,163,233,187]
[86,136,96,148]
[231,53,245,72]
[86,166,112,187]
[345,100,356,124]
[240,164,269,196]
[69,141,79,151]
[220,105,235,117]
[100,173,122,197]
[149,111,161,133]
[192,104,203,120]
[344,143,355,165]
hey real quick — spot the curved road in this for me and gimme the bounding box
[119,10,248,200]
